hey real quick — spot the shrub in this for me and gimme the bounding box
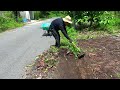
[0,11,24,32]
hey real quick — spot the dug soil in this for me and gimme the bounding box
[25,36,120,79]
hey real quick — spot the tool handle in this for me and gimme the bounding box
[71,42,80,52]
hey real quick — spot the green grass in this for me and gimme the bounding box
[44,58,58,68]
[49,46,59,53]
[0,22,24,33]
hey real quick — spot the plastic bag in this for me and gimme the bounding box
[40,23,51,31]
[23,18,27,23]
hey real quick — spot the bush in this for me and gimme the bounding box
[34,11,49,20]
[99,11,120,33]
[60,27,78,47]
[0,11,24,32]
[34,11,40,20]
[60,26,82,58]
[48,11,67,18]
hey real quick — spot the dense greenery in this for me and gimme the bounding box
[0,11,24,33]
[1,11,120,34]
[60,27,82,58]
[34,11,67,20]
[34,11,120,33]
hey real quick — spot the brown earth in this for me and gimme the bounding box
[25,36,120,79]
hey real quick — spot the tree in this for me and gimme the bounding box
[12,11,20,22]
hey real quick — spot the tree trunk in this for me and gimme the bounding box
[89,17,94,27]
[13,11,20,22]
[72,11,77,29]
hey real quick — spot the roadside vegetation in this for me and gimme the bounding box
[0,11,24,33]
[25,11,120,79]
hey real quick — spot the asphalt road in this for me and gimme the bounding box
[0,18,56,79]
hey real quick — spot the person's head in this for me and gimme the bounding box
[63,15,72,26]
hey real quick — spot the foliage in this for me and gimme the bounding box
[33,11,120,34]
[60,27,83,58]
[99,11,120,33]
[48,11,67,18]
[44,58,58,67]
[66,11,120,34]
[34,11,51,20]
[35,11,120,34]
[0,11,24,33]
[34,11,41,20]
[34,11,68,20]
[49,46,59,53]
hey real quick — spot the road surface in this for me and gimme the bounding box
[0,18,56,79]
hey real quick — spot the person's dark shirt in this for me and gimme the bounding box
[49,18,71,40]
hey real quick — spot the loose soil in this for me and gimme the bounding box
[25,35,120,79]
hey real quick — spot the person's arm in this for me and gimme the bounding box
[59,25,72,42]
